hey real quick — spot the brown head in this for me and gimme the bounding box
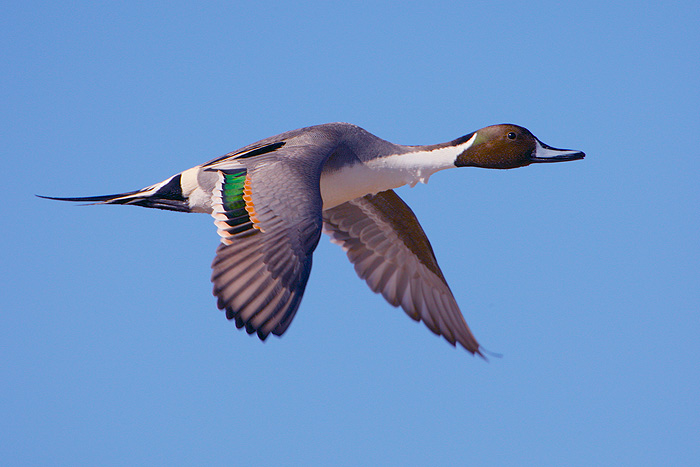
[455,124,585,169]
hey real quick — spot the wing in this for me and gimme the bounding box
[208,139,336,340]
[322,189,483,355]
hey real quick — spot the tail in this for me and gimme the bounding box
[38,173,190,212]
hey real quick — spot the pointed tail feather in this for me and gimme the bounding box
[37,191,143,203]
[38,174,190,212]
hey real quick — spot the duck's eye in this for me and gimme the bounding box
[507,132,517,140]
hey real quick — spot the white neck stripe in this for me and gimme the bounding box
[365,132,476,184]
[319,133,476,209]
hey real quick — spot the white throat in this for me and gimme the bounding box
[320,133,476,209]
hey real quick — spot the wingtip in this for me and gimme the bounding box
[476,346,502,361]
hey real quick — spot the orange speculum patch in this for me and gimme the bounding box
[242,174,264,232]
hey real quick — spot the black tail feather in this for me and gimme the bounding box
[38,174,190,212]
[120,197,190,212]
[37,189,190,212]
[37,191,143,203]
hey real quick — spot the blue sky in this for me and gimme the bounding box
[2,1,699,465]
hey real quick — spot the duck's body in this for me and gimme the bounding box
[43,122,584,356]
[131,123,473,213]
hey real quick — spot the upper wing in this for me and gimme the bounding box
[322,189,483,355]
[208,139,336,340]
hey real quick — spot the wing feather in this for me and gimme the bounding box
[323,189,482,355]
[208,137,337,340]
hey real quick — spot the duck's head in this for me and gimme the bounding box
[455,124,585,169]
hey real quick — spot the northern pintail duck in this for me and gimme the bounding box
[43,122,584,356]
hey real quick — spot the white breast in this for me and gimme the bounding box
[319,136,475,209]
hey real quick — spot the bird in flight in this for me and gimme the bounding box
[42,122,584,357]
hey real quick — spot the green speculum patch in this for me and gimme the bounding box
[221,170,253,231]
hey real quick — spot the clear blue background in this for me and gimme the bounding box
[3,1,699,465]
